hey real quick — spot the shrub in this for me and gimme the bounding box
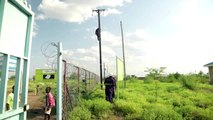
[180,75,198,90]
[67,79,213,120]
[146,95,156,103]
[197,71,209,84]
[142,104,182,120]
[125,113,143,120]
[68,106,91,120]
[144,76,154,84]
[80,99,93,109]
[193,96,213,108]
[177,105,213,120]
[90,98,112,119]
[172,98,182,107]
[114,99,142,116]
[167,85,179,93]
[89,87,105,99]
[159,72,183,83]
[160,75,176,82]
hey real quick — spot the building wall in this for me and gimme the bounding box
[208,66,213,84]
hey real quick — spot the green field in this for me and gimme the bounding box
[5,72,213,119]
[68,75,213,120]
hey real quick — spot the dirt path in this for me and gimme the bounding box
[27,92,56,120]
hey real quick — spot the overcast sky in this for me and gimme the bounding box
[28,0,213,77]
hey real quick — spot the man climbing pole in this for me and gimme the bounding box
[95,28,101,41]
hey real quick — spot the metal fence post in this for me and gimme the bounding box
[57,42,62,120]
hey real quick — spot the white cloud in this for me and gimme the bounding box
[62,46,99,72]
[35,14,46,20]
[102,8,122,16]
[137,0,213,74]
[171,0,213,32]
[76,48,87,54]
[37,0,131,23]
[169,0,213,71]
[61,30,122,74]
[125,29,150,52]
[54,13,213,76]
[80,56,96,62]
[36,29,155,76]
[101,31,121,47]
[44,64,48,67]
[102,46,116,56]
[32,21,38,37]
[64,49,73,55]
[63,45,116,68]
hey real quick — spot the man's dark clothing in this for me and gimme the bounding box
[104,76,116,103]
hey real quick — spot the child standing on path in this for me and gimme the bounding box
[44,87,55,120]
[6,86,14,111]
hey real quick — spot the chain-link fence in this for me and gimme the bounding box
[62,60,99,120]
[40,42,99,119]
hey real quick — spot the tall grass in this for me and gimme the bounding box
[67,77,213,119]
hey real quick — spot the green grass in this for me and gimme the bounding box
[68,79,213,120]
[7,76,212,119]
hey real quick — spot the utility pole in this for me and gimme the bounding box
[120,21,127,88]
[104,63,106,80]
[93,9,105,89]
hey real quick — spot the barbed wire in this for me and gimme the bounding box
[40,41,58,69]
[40,41,99,78]
[40,41,57,58]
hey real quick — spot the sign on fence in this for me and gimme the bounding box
[35,69,56,81]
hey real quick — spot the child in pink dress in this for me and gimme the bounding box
[44,87,55,120]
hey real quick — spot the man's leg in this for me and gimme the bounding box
[112,88,115,98]
[105,89,110,101]
[109,90,113,103]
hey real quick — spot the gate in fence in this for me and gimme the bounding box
[0,0,34,120]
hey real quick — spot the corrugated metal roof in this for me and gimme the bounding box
[204,62,213,67]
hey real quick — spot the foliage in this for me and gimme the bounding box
[197,71,209,83]
[156,70,209,85]
[69,73,78,79]
[180,75,198,90]
[68,106,91,120]
[9,75,15,80]
[179,73,209,90]
[68,89,113,119]
[177,105,213,120]
[143,76,154,83]
[28,81,57,95]
[126,75,137,80]
[32,75,35,80]
[67,76,213,120]
[90,98,112,118]
[114,99,142,116]
[141,104,182,120]
[160,72,182,82]
[145,67,166,80]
